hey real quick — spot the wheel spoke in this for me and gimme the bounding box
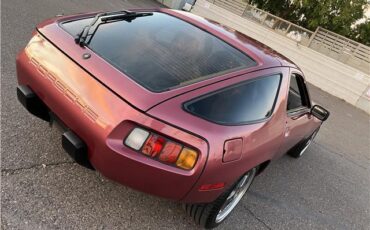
[227,190,236,200]
[238,174,249,188]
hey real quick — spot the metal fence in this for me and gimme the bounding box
[308,27,370,74]
[205,0,370,74]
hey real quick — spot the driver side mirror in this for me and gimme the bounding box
[311,105,330,121]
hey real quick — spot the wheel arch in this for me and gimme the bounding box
[256,160,271,176]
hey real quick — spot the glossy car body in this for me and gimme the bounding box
[16,8,323,204]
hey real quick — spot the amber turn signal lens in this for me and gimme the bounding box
[176,148,197,170]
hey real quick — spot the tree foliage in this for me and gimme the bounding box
[351,21,370,46]
[248,0,369,46]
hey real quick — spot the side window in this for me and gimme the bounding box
[184,74,281,125]
[287,74,310,111]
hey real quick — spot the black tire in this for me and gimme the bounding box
[287,128,320,158]
[183,167,257,229]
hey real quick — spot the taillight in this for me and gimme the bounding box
[142,134,165,157]
[124,128,150,150]
[159,142,182,163]
[176,148,197,170]
[124,127,198,170]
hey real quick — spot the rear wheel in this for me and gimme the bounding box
[184,167,257,229]
[288,128,319,158]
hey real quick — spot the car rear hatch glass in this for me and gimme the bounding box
[61,12,256,92]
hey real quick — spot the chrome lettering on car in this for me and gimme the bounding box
[29,56,99,123]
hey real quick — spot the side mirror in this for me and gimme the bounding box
[311,105,330,121]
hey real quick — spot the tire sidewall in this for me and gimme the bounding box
[288,127,320,158]
[203,167,257,228]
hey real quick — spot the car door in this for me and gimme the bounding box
[281,72,314,154]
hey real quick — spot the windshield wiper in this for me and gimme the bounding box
[75,10,153,47]
[100,12,153,22]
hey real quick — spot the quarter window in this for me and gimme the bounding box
[184,74,281,125]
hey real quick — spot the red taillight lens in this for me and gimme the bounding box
[159,142,182,163]
[124,127,198,170]
[142,134,165,157]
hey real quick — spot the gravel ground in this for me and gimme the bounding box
[1,0,370,229]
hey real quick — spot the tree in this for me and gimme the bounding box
[248,0,368,45]
[350,21,370,46]
[246,0,300,23]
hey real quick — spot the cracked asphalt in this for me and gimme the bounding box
[1,0,370,229]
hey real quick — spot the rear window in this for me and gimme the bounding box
[62,12,256,92]
[184,75,281,125]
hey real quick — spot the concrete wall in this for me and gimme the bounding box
[192,0,370,114]
[157,0,186,9]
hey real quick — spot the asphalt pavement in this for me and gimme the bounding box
[1,0,370,229]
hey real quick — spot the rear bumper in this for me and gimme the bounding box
[15,33,214,202]
[17,85,50,121]
[17,85,94,170]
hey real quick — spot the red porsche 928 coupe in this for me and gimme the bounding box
[16,9,329,228]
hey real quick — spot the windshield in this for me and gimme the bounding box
[62,12,256,92]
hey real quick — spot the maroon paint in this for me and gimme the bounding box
[16,9,321,203]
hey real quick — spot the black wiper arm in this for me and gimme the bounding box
[75,12,107,46]
[75,10,152,47]
[100,12,153,22]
